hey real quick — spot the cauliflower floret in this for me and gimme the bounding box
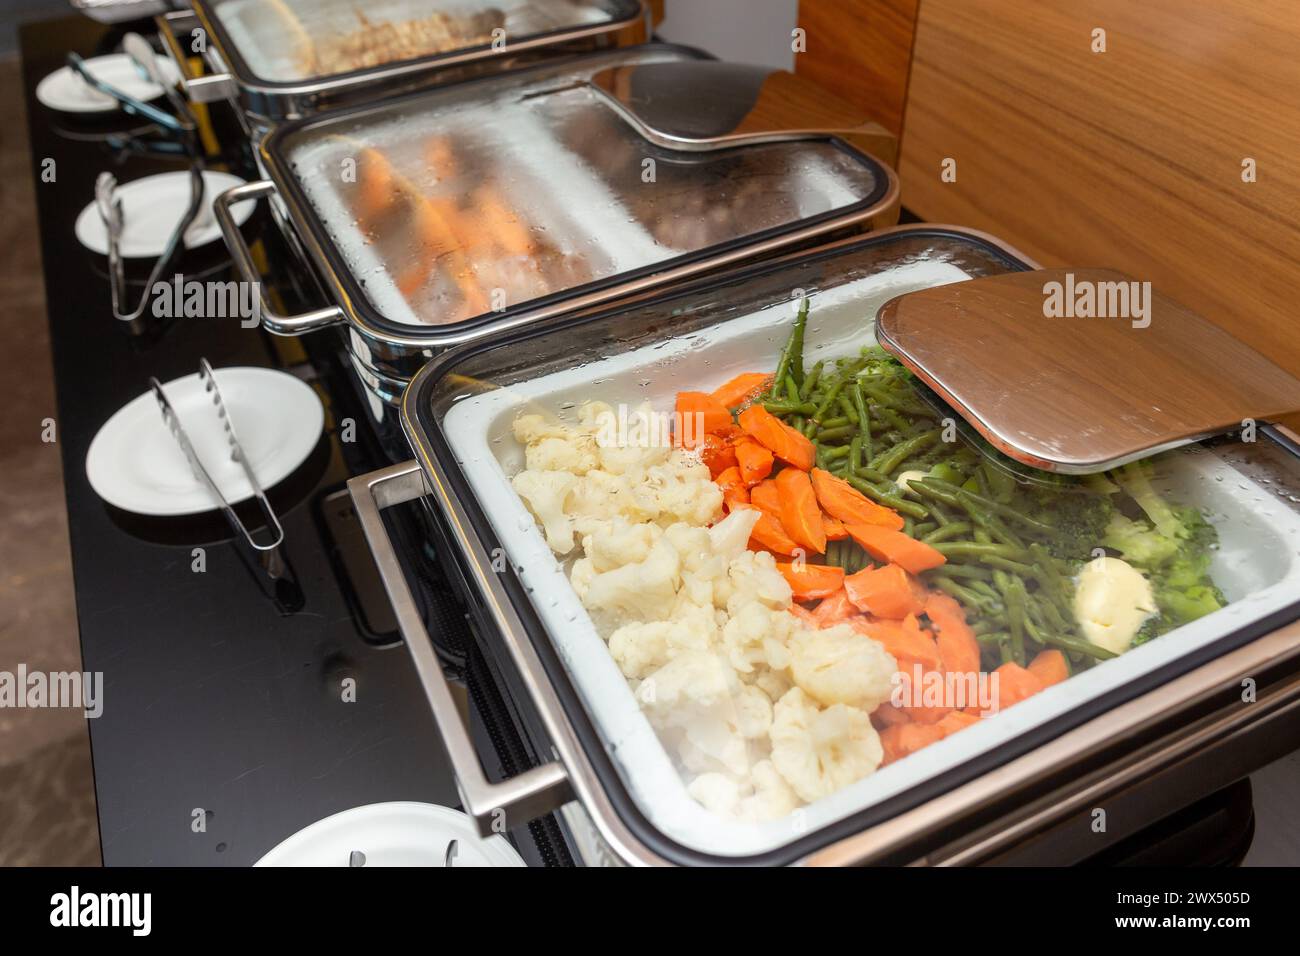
[770,688,883,803]
[721,602,795,674]
[525,434,599,475]
[737,760,801,823]
[753,668,793,704]
[581,516,662,573]
[583,536,681,624]
[587,403,673,475]
[636,453,724,527]
[566,470,645,524]
[708,507,761,562]
[687,772,742,818]
[511,469,577,555]
[639,651,766,778]
[512,413,575,445]
[568,557,595,602]
[789,623,897,711]
[607,603,717,680]
[720,549,792,615]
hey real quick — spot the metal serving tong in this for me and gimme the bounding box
[88,33,207,328]
[95,166,205,327]
[150,359,285,552]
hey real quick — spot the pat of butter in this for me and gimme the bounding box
[1073,556,1157,655]
[895,470,928,495]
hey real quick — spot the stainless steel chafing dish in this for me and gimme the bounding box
[157,0,648,125]
[213,44,900,407]
[347,225,1300,865]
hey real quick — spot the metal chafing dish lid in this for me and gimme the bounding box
[205,0,643,84]
[273,45,891,335]
[876,268,1300,474]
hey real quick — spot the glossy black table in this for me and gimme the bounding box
[18,15,473,866]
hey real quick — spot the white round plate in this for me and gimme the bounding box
[36,53,179,114]
[85,367,324,517]
[75,170,255,258]
[255,802,526,867]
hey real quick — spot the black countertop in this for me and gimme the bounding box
[19,16,464,866]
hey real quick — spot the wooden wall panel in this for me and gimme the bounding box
[899,0,1300,389]
[795,0,920,137]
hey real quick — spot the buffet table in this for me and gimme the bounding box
[17,15,561,866]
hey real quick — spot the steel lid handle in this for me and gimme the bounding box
[156,11,236,105]
[212,179,345,336]
[347,462,572,836]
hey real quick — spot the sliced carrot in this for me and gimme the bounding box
[737,405,816,471]
[787,604,819,628]
[1027,649,1069,687]
[993,662,1045,712]
[851,614,942,672]
[811,589,856,627]
[698,433,738,479]
[749,478,781,515]
[822,512,848,540]
[934,710,979,737]
[715,467,749,512]
[356,147,398,218]
[776,562,845,601]
[843,564,927,619]
[745,507,799,556]
[903,680,954,725]
[711,372,772,409]
[774,468,827,555]
[879,722,945,766]
[810,468,904,531]
[925,592,981,677]
[843,523,946,574]
[735,439,775,486]
[675,391,733,448]
[871,702,912,731]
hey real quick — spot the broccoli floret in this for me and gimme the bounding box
[1155,583,1224,625]
[1102,512,1180,566]
[1028,487,1115,560]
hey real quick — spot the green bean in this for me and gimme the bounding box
[837,392,859,424]
[923,478,1056,536]
[849,434,862,474]
[913,521,937,538]
[902,515,914,536]
[764,401,816,416]
[821,444,850,461]
[1039,631,1117,661]
[925,563,993,581]
[771,299,807,396]
[817,416,850,430]
[997,572,1027,665]
[815,425,856,442]
[922,520,972,544]
[931,576,995,611]
[869,428,941,475]
[851,383,872,461]
[798,361,824,401]
[979,555,1037,576]
[846,475,929,519]
[932,542,1027,560]
[853,464,891,484]
[977,631,1010,646]
[812,377,846,423]
[784,375,801,404]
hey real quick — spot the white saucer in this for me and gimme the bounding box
[255,802,527,867]
[86,367,324,517]
[75,170,255,259]
[36,53,179,114]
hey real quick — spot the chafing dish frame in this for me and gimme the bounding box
[158,0,649,124]
[214,44,902,403]
[349,224,1300,865]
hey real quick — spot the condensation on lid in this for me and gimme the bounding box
[280,47,883,330]
[213,0,632,83]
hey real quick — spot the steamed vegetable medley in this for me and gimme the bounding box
[509,302,1226,822]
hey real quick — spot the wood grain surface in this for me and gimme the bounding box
[877,268,1300,471]
[795,0,921,137]
[897,0,1300,430]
